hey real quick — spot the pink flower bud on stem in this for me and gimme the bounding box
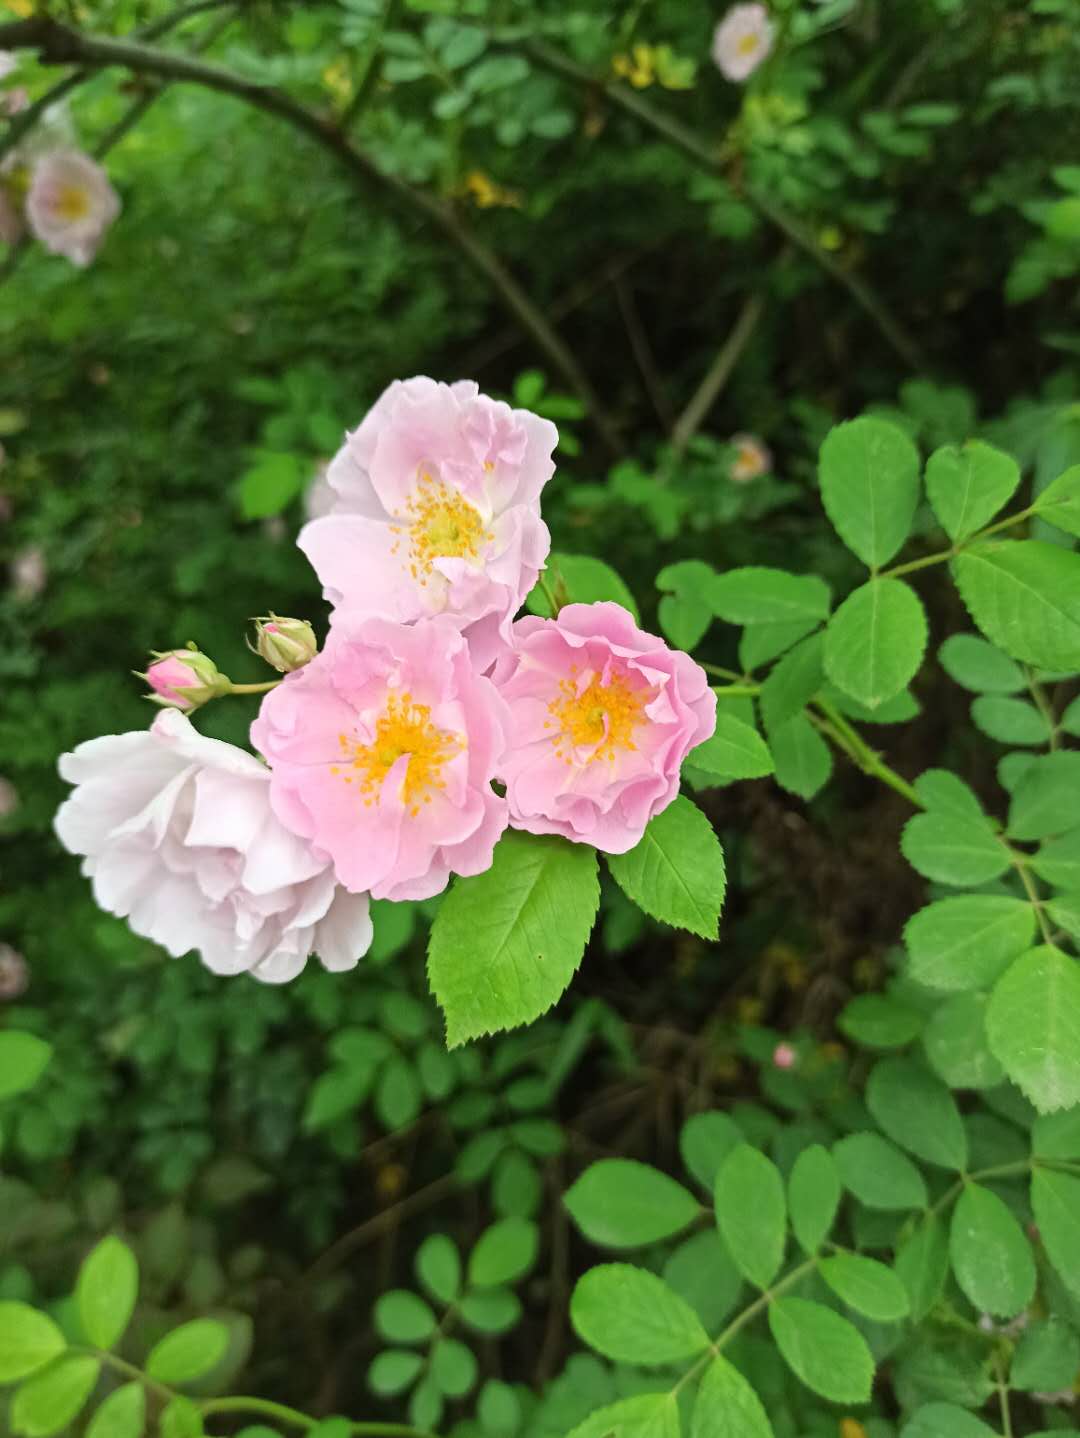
[250,615,318,673]
[140,645,229,711]
[772,1042,797,1070]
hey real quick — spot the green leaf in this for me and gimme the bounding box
[662,1232,742,1333]
[86,1382,145,1438]
[606,797,725,940]
[741,617,821,670]
[866,1058,968,1169]
[11,1355,100,1437]
[1032,463,1080,537]
[374,1291,436,1345]
[468,1218,538,1288]
[1011,1318,1080,1391]
[428,831,600,1046]
[0,1032,52,1101]
[952,541,1080,671]
[158,1395,203,1438]
[679,1112,743,1191]
[564,1160,700,1249]
[145,1318,229,1384]
[768,1297,874,1403]
[375,1055,422,1130]
[1032,1105,1080,1159]
[415,1235,460,1305]
[477,1379,520,1436]
[924,441,1020,543]
[689,714,773,783]
[901,1406,998,1438]
[904,896,1036,992]
[895,1214,949,1320]
[1008,752,1080,840]
[570,1264,709,1364]
[819,1253,910,1321]
[950,1183,1035,1317]
[819,416,921,568]
[759,632,825,732]
[838,994,923,1049]
[239,450,304,520]
[914,768,987,820]
[900,812,1009,886]
[708,568,830,626]
[939,634,1025,694]
[566,1394,679,1438]
[788,1145,840,1255]
[0,1304,66,1383]
[458,1288,520,1335]
[527,554,639,622]
[768,713,833,800]
[833,1132,928,1210]
[368,1350,424,1398]
[715,1144,786,1289]
[301,1065,370,1133]
[824,579,928,709]
[430,1338,477,1398]
[690,1356,774,1438]
[971,696,1051,746]
[1045,890,1080,941]
[76,1236,138,1351]
[1032,828,1080,887]
[1032,1167,1080,1297]
[986,946,1080,1111]
[923,993,1005,1089]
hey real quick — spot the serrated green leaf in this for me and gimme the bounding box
[1032,1106,1080,1159]
[428,832,599,1046]
[971,696,1051,746]
[690,1356,774,1438]
[570,1264,708,1365]
[76,1236,138,1352]
[914,767,986,819]
[819,417,921,568]
[819,1253,910,1321]
[987,946,1080,1111]
[527,555,639,622]
[11,1355,100,1437]
[768,713,833,799]
[688,714,773,783]
[895,1214,949,1320]
[925,441,1020,542]
[564,1160,700,1249]
[145,1319,229,1384]
[824,579,927,708]
[1032,1167,1080,1297]
[939,634,1025,694]
[904,896,1035,992]
[760,632,825,732]
[788,1145,840,1255]
[679,1111,743,1191]
[900,811,1010,886]
[708,568,831,626]
[952,541,1080,671]
[1007,751,1080,840]
[1011,1318,1080,1391]
[901,1406,997,1438]
[715,1144,786,1289]
[86,1381,145,1438]
[923,993,1005,1089]
[950,1183,1035,1317]
[866,1058,968,1169]
[1032,828,1080,887]
[768,1297,874,1403]
[566,1393,679,1438]
[0,1304,66,1383]
[1033,464,1080,538]
[607,796,725,939]
[833,1132,928,1211]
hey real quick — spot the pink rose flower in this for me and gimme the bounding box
[493,602,716,854]
[729,432,772,483]
[26,150,120,268]
[772,1042,797,1070]
[712,3,775,82]
[251,614,510,901]
[55,709,372,983]
[145,653,202,710]
[297,377,557,671]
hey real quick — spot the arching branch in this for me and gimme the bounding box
[0,16,621,454]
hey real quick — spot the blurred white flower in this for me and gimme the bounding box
[11,544,46,600]
[0,52,16,82]
[26,150,120,268]
[729,432,772,483]
[712,4,775,82]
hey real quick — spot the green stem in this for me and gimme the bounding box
[701,662,747,683]
[879,502,1040,581]
[713,1259,817,1353]
[227,679,283,695]
[200,1396,435,1436]
[995,1352,1013,1438]
[1009,850,1054,945]
[812,699,923,807]
[76,1349,174,1404]
[1024,666,1059,752]
[878,547,956,580]
[708,684,760,698]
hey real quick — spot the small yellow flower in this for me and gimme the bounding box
[3,0,34,14]
[322,59,353,104]
[612,45,656,89]
[839,1420,868,1438]
[462,170,522,210]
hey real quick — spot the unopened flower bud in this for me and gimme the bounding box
[251,615,317,673]
[772,1041,797,1071]
[142,647,227,711]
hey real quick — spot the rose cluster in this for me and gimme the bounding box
[0,54,120,267]
[56,378,715,983]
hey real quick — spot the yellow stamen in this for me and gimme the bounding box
[737,32,760,55]
[548,665,649,766]
[54,184,91,222]
[390,470,493,588]
[336,693,462,815]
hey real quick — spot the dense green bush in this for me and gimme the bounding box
[3,2,1080,1436]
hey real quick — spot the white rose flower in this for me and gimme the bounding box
[712,3,775,82]
[26,149,120,268]
[55,709,372,983]
[0,52,16,82]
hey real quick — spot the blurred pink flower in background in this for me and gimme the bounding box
[0,52,16,81]
[0,776,19,820]
[0,185,23,246]
[0,943,28,1000]
[772,1042,797,1070]
[729,432,772,482]
[493,602,716,854]
[712,4,775,82]
[252,614,509,902]
[11,544,46,600]
[26,150,120,267]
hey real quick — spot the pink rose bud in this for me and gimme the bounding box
[252,615,318,673]
[142,647,226,711]
[772,1042,797,1070]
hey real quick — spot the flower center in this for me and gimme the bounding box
[332,691,462,815]
[548,666,649,765]
[737,33,760,55]
[54,183,91,222]
[390,470,492,586]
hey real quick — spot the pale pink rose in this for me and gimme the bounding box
[0,52,15,82]
[0,943,28,1000]
[772,1041,797,1070]
[298,378,558,672]
[251,614,509,901]
[55,709,372,983]
[712,4,775,82]
[493,602,716,854]
[146,654,201,710]
[26,150,120,267]
[304,460,336,521]
[729,433,772,482]
[11,544,45,600]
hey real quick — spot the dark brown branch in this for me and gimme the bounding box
[516,36,927,375]
[671,291,765,456]
[0,16,621,453]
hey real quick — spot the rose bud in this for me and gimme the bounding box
[141,647,227,711]
[251,615,318,673]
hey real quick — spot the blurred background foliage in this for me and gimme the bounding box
[3,0,1080,1432]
